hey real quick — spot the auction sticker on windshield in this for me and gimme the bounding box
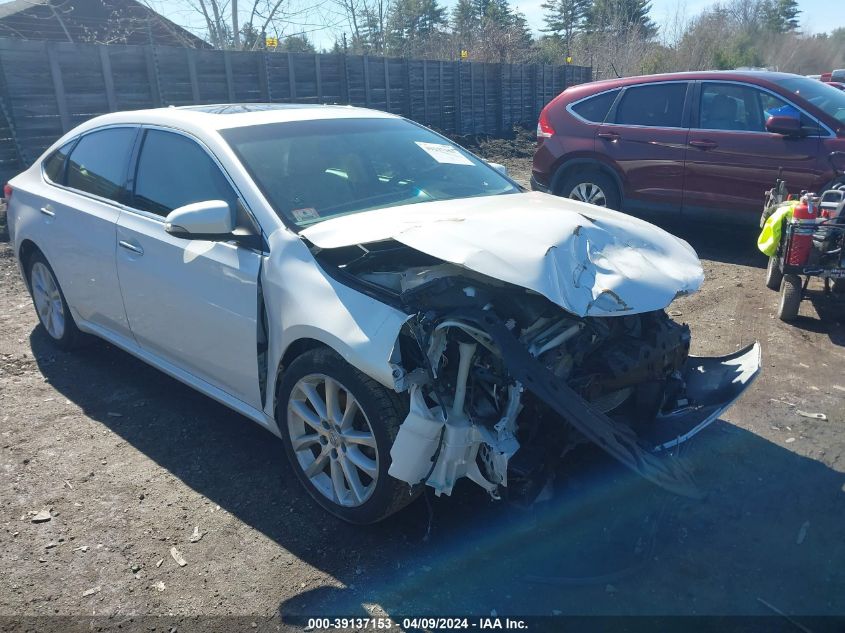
[415,141,474,165]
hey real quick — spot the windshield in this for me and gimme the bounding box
[221,118,519,228]
[770,75,845,125]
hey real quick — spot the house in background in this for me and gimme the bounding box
[0,0,207,47]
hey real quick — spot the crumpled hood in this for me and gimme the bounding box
[301,192,704,317]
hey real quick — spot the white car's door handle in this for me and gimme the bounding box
[39,206,55,217]
[118,240,144,255]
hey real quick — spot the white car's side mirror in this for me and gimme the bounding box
[164,200,234,238]
[488,162,509,177]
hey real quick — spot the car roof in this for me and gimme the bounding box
[68,103,400,138]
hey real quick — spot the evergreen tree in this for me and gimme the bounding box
[541,0,589,54]
[761,0,801,33]
[356,5,387,53]
[280,34,317,52]
[508,10,533,48]
[452,0,479,45]
[386,0,447,56]
[450,0,532,61]
[586,0,658,38]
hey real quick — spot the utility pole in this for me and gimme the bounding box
[232,0,240,48]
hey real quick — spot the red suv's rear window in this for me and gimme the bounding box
[571,89,620,123]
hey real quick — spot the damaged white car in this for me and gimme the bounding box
[6,104,761,524]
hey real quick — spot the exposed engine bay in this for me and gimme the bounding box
[313,237,761,503]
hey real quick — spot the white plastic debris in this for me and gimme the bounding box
[31,509,51,523]
[189,526,205,543]
[796,410,827,421]
[170,547,187,567]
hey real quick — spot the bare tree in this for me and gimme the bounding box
[330,0,391,54]
[577,6,655,77]
[166,0,313,49]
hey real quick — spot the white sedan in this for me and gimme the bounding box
[5,104,760,523]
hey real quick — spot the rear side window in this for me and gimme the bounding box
[42,140,75,184]
[66,128,137,202]
[132,130,237,217]
[615,83,688,128]
[571,90,620,123]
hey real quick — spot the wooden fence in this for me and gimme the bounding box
[0,37,591,184]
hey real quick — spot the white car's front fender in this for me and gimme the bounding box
[261,229,409,435]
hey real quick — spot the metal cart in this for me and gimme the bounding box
[765,188,845,321]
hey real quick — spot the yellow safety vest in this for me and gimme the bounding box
[758,201,798,257]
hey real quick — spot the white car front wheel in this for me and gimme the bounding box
[277,348,418,523]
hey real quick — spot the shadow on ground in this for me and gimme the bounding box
[635,215,766,269]
[788,290,845,347]
[31,323,845,622]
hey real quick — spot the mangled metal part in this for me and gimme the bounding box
[388,333,520,497]
[432,308,703,499]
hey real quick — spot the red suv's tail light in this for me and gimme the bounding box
[537,108,555,139]
[3,183,11,201]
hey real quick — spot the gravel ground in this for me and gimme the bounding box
[1,150,845,631]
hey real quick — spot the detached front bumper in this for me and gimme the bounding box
[648,342,762,452]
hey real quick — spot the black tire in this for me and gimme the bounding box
[557,169,621,210]
[26,251,85,350]
[778,274,802,322]
[765,256,783,291]
[276,347,417,524]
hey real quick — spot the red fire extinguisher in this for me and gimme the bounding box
[786,195,817,266]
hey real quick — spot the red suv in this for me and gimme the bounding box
[532,71,845,223]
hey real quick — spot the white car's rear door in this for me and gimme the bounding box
[31,127,138,339]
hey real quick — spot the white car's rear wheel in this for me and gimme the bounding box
[277,348,418,523]
[27,251,84,349]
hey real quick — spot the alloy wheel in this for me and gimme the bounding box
[286,374,379,507]
[569,182,608,206]
[30,261,65,340]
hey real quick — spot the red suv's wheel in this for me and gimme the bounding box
[559,170,621,210]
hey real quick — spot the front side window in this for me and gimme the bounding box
[614,83,688,128]
[571,89,620,123]
[42,140,75,184]
[221,118,519,229]
[700,83,821,134]
[132,130,238,217]
[66,128,137,202]
[769,75,845,125]
[700,84,755,131]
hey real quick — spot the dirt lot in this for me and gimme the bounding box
[2,148,845,631]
